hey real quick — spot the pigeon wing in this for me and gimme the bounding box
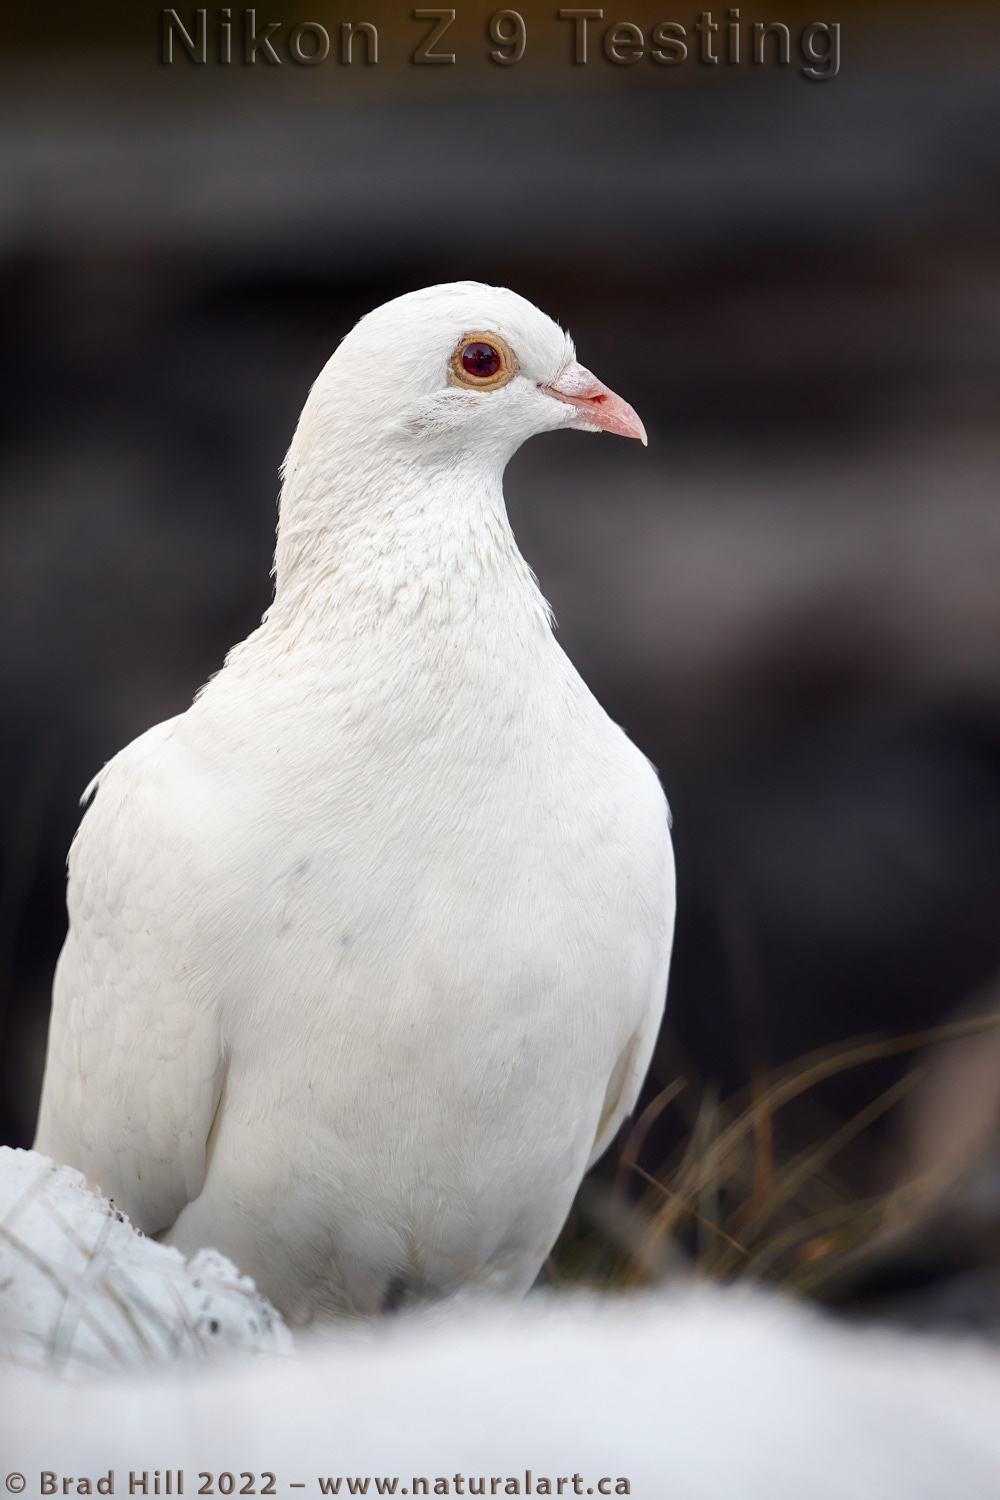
[586,965,669,1170]
[586,787,674,1170]
[34,718,225,1235]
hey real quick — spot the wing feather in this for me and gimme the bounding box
[34,718,224,1234]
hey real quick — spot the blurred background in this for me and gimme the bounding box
[2,0,1000,1326]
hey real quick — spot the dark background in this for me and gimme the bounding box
[2,4,1000,1235]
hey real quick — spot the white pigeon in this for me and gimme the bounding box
[34,282,675,1325]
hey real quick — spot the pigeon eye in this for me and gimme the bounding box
[447,331,518,392]
[461,342,501,379]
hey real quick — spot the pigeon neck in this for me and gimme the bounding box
[264,446,552,645]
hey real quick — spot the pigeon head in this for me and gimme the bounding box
[272,284,646,614]
[290,282,646,475]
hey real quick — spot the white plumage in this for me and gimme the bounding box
[34,282,674,1324]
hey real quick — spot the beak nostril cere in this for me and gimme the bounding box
[542,361,646,443]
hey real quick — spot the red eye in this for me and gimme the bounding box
[447,331,516,391]
[461,342,502,379]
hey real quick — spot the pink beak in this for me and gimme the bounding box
[541,361,647,446]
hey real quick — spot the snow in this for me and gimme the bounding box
[0,1148,291,1372]
[4,1147,1000,1497]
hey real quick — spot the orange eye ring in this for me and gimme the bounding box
[447,331,518,392]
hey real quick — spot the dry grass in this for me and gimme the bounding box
[546,1010,1000,1302]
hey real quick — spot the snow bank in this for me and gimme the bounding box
[4,1147,1000,1498]
[0,1147,291,1371]
[3,1287,1000,1499]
